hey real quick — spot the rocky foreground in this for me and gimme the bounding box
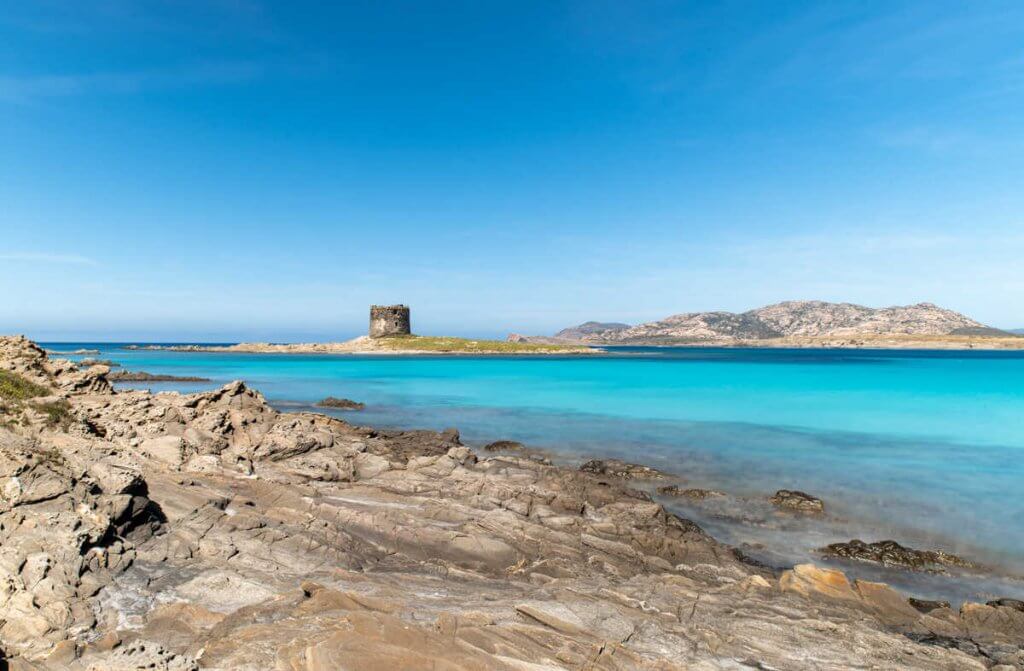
[1,336,1022,670]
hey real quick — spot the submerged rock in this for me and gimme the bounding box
[480,441,552,465]
[579,458,670,480]
[482,440,526,452]
[657,485,725,499]
[819,539,974,572]
[109,371,211,382]
[315,397,365,410]
[79,358,120,368]
[770,489,825,513]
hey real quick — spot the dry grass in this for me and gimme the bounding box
[0,369,50,400]
[33,399,74,430]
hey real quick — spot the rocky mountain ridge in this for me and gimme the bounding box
[526,301,1010,345]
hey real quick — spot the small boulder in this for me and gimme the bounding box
[819,539,973,572]
[770,489,824,514]
[139,436,186,467]
[483,440,526,452]
[579,458,669,480]
[909,597,952,613]
[779,563,859,602]
[657,485,725,499]
[353,453,391,479]
[316,397,365,411]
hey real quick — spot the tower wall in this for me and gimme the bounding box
[369,305,411,338]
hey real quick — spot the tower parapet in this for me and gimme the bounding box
[369,305,411,338]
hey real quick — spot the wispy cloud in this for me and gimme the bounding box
[0,61,261,104]
[0,252,98,265]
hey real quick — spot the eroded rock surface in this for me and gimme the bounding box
[0,335,1021,670]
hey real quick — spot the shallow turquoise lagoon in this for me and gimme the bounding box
[49,344,1024,599]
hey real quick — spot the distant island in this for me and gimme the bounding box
[509,300,1024,349]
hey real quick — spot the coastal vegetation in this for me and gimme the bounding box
[0,368,49,401]
[0,369,72,429]
[373,334,588,353]
[122,333,595,355]
[34,398,74,430]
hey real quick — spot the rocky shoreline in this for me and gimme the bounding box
[1,335,1022,669]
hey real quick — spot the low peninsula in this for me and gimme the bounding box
[123,304,593,355]
[127,334,595,355]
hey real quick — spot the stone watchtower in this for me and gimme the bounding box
[369,305,411,338]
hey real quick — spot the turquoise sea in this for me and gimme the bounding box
[46,343,1024,603]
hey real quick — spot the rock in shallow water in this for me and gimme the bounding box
[482,439,526,452]
[315,396,365,410]
[657,485,726,499]
[819,539,974,571]
[770,488,825,513]
[579,458,670,480]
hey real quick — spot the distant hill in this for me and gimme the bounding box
[554,321,630,340]
[519,301,1011,345]
[1011,329,1024,335]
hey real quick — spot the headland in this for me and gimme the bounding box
[513,300,1024,350]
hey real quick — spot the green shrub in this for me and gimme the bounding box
[0,369,50,401]
[33,399,74,431]
[376,335,584,353]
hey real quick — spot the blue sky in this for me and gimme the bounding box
[2,1,1023,340]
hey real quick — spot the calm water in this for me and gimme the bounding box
[47,343,1024,602]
